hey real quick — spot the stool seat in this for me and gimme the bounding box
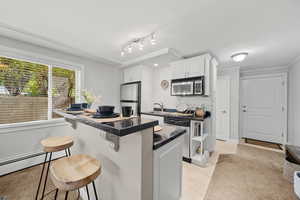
[41,136,73,152]
[50,154,101,191]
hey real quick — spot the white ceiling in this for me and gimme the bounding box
[0,0,299,68]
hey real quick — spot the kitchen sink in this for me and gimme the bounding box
[149,111,169,115]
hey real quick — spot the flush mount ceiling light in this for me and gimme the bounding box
[153,63,159,67]
[121,32,157,56]
[231,52,248,62]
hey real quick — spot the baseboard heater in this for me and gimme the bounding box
[0,152,66,177]
[0,152,46,167]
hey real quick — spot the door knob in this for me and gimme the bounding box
[242,110,246,112]
[222,110,227,114]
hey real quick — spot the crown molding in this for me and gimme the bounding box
[0,21,121,67]
[289,54,300,67]
[240,65,289,77]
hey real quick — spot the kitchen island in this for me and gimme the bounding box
[54,110,185,200]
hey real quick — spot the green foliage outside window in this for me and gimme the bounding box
[0,57,48,96]
[0,57,75,100]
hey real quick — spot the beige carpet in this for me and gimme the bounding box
[205,144,296,200]
[0,164,80,200]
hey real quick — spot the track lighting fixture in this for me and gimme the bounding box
[120,32,157,56]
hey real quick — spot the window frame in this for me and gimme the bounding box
[0,49,84,130]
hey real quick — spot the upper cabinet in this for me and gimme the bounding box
[170,61,186,80]
[187,56,205,77]
[123,65,142,83]
[123,65,153,112]
[170,54,213,96]
[170,55,208,79]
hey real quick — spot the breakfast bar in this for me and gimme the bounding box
[54,109,185,200]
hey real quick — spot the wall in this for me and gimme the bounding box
[151,64,212,111]
[0,35,121,175]
[218,67,240,141]
[288,58,300,146]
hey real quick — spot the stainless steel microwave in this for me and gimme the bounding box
[171,76,204,96]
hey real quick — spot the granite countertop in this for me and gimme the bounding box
[153,125,186,150]
[54,109,158,137]
[141,111,208,121]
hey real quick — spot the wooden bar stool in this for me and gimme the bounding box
[35,136,74,200]
[50,154,101,200]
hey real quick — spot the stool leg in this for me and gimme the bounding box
[92,181,99,200]
[35,153,48,200]
[54,189,58,200]
[41,152,52,199]
[65,149,68,157]
[68,148,71,156]
[86,185,90,200]
[77,189,80,200]
[65,191,69,200]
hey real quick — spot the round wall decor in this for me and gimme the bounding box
[160,80,169,89]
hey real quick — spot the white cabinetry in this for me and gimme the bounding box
[185,56,205,77]
[123,65,142,83]
[123,65,153,112]
[171,60,187,79]
[153,135,184,200]
[170,55,207,79]
[170,54,212,96]
[141,114,164,125]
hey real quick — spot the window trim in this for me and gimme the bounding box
[0,118,68,134]
[0,46,84,129]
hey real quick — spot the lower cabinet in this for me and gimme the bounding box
[153,135,184,200]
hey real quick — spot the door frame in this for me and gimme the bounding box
[240,72,288,144]
[216,75,231,141]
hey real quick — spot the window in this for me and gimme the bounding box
[0,56,78,125]
[52,66,76,118]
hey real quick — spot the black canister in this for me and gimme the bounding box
[122,106,133,117]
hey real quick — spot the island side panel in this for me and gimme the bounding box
[141,127,154,200]
[72,122,152,200]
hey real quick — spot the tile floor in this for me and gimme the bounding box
[181,140,238,200]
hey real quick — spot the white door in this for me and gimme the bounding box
[241,75,286,144]
[216,76,230,140]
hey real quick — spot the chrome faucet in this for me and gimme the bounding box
[154,102,164,112]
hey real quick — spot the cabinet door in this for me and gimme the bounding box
[131,65,142,82]
[123,67,132,83]
[171,61,186,79]
[123,66,142,83]
[153,135,183,200]
[187,56,205,78]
